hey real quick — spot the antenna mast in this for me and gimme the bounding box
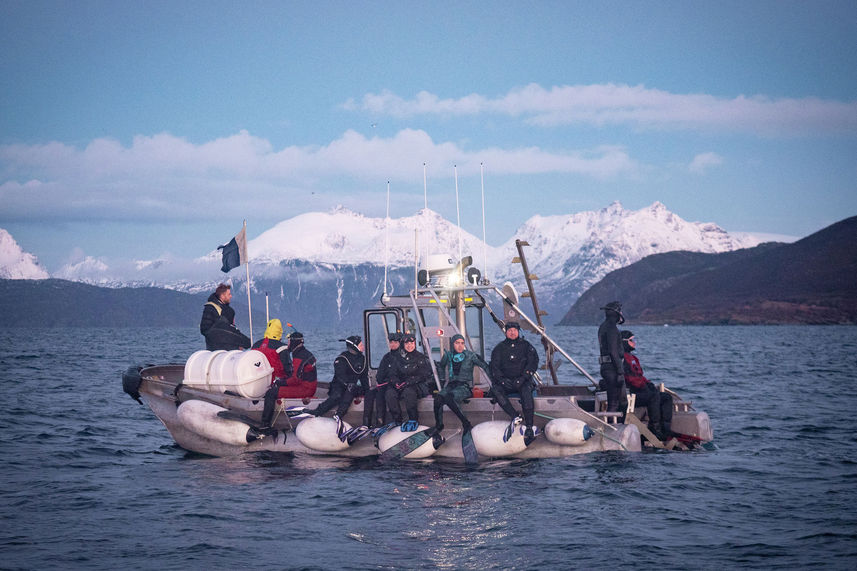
[454,165,462,264]
[480,162,488,283]
[384,181,390,297]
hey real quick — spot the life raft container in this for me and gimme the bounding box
[183,350,273,398]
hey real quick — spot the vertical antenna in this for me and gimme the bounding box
[414,228,419,292]
[454,165,462,263]
[423,162,428,211]
[384,180,390,297]
[422,162,428,271]
[480,162,488,283]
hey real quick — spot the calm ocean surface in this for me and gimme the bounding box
[1,325,855,570]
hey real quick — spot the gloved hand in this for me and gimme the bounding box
[401,420,419,432]
[395,381,406,390]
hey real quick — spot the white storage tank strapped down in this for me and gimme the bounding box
[377,425,437,459]
[183,350,273,398]
[544,418,594,446]
[177,400,254,446]
[470,420,528,457]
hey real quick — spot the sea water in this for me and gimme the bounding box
[0,325,855,570]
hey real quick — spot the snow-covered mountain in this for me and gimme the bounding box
[0,229,49,280]
[489,201,763,312]
[244,206,491,267]
[3,202,793,326]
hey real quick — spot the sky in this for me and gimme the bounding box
[1,0,855,272]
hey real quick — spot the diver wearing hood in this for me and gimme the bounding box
[621,330,673,440]
[252,318,293,380]
[432,334,489,438]
[302,336,368,432]
[597,301,627,414]
[259,328,316,427]
[489,322,540,445]
[385,333,432,431]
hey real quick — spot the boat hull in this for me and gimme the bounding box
[132,364,711,459]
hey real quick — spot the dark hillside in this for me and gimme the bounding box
[560,215,857,325]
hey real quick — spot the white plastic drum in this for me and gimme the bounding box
[376,425,436,459]
[185,350,272,398]
[183,350,226,386]
[295,416,351,452]
[470,420,528,457]
[544,418,594,446]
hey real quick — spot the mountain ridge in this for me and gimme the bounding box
[1,202,801,324]
[560,215,857,325]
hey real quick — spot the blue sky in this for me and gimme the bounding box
[1,0,855,271]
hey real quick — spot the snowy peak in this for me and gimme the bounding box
[492,202,762,299]
[249,206,487,266]
[0,229,49,280]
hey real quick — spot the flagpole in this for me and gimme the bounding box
[244,219,253,345]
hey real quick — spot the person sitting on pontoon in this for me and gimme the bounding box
[432,334,489,437]
[385,333,433,432]
[489,322,540,445]
[259,329,316,428]
[299,336,368,436]
[364,332,403,430]
[252,318,293,382]
[621,330,674,440]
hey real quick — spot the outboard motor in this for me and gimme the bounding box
[122,365,144,404]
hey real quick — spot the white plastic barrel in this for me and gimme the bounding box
[183,350,272,398]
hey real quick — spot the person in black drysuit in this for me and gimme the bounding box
[489,322,540,445]
[621,330,674,440]
[385,333,433,431]
[303,336,368,434]
[362,332,402,430]
[199,283,251,350]
[597,301,627,414]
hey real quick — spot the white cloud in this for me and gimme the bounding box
[689,152,724,174]
[0,130,638,223]
[344,83,857,136]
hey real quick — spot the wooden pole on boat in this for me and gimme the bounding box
[243,220,253,345]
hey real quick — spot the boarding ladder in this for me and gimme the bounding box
[512,239,560,385]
